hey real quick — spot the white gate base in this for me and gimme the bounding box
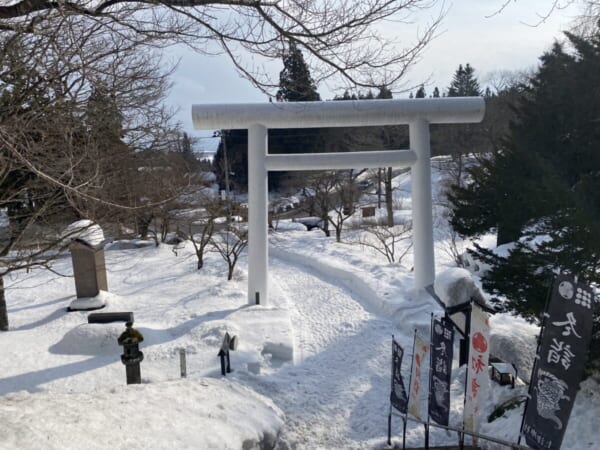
[193,98,485,305]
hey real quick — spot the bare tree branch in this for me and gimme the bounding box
[0,0,445,92]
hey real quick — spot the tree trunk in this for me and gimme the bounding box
[160,219,169,242]
[137,215,151,240]
[321,214,330,237]
[335,227,342,243]
[385,167,394,227]
[0,277,8,331]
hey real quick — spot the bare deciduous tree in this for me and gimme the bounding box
[211,223,248,281]
[176,193,223,269]
[188,216,216,269]
[0,1,444,93]
[0,27,182,330]
[297,169,363,242]
[355,220,412,264]
[327,170,362,242]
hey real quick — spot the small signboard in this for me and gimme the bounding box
[522,275,595,450]
[429,317,454,426]
[390,338,408,414]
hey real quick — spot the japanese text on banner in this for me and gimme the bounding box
[522,275,595,450]
[429,318,454,426]
[464,304,490,434]
[391,339,408,414]
[407,334,430,421]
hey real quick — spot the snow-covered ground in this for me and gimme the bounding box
[1,162,598,449]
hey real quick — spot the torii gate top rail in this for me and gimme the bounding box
[192,97,484,129]
[192,98,485,306]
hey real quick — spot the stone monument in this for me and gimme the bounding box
[64,220,108,311]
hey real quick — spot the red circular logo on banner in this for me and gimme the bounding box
[472,332,488,353]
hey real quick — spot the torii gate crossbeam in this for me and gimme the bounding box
[192,98,485,305]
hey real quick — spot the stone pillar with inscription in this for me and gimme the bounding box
[64,220,108,311]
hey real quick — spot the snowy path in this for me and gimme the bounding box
[241,256,400,450]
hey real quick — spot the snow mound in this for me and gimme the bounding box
[68,297,106,311]
[63,219,105,247]
[50,322,123,355]
[0,379,284,450]
[227,306,294,370]
[106,239,155,250]
[67,290,120,311]
[434,267,489,309]
[489,313,539,381]
[273,220,307,232]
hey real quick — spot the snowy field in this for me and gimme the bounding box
[1,163,598,449]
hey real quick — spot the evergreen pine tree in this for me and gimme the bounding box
[334,90,357,100]
[178,132,199,168]
[449,29,600,372]
[376,85,393,99]
[436,63,484,184]
[359,90,375,99]
[276,41,320,102]
[86,86,124,143]
[415,85,426,98]
[271,41,320,189]
[432,87,440,98]
[447,63,481,97]
[181,132,192,156]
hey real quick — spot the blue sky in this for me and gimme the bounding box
[166,1,582,149]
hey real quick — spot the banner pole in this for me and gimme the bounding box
[402,417,407,450]
[404,329,418,450]
[388,334,394,446]
[517,275,555,445]
[387,410,392,447]
[460,302,472,450]
[426,313,434,450]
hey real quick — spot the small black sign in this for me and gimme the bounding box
[522,275,595,450]
[429,317,454,426]
[391,339,408,414]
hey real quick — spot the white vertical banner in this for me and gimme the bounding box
[407,334,430,420]
[464,304,491,434]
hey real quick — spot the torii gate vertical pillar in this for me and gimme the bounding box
[410,119,435,289]
[248,124,269,305]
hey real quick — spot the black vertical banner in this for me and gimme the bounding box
[390,339,408,414]
[522,274,595,450]
[429,317,454,426]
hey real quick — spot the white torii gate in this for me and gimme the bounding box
[192,98,485,306]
